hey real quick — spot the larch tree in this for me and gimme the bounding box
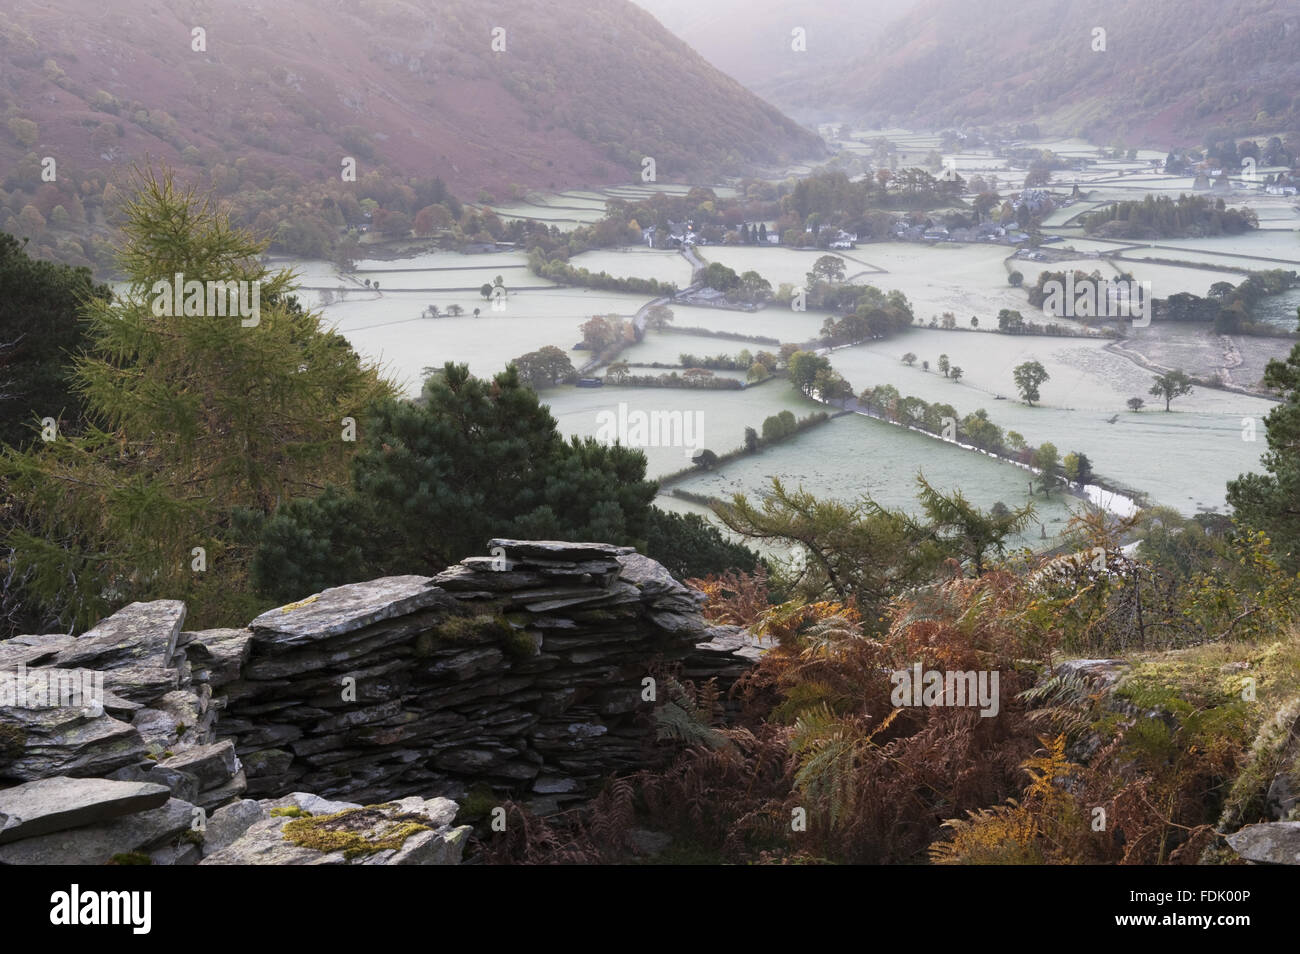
[1,168,393,632]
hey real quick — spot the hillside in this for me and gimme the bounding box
[770,0,1300,143]
[629,0,919,93]
[0,0,822,200]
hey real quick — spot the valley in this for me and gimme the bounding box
[277,132,1298,551]
[7,0,1300,881]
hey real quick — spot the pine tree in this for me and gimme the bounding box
[252,362,659,600]
[0,233,111,448]
[1227,332,1300,569]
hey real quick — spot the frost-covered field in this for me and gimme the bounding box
[1142,230,1300,265]
[1113,261,1255,298]
[663,303,829,342]
[596,332,738,367]
[282,137,1292,521]
[855,244,1034,320]
[667,411,1077,550]
[1112,323,1294,390]
[567,247,693,284]
[315,286,649,394]
[824,330,1276,513]
[700,244,1036,325]
[1254,287,1300,330]
[541,380,821,479]
[486,198,607,226]
[698,246,886,287]
[486,183,736,227]
[347,259,537,291]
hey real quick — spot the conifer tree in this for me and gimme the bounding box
[1,168,393,631]
[0,234,111,448]
[251,362,658,600]
[1228,331,1300,569]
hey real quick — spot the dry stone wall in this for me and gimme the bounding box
[0,540,759,864]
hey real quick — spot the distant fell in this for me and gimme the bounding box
[630,0,920,93]
[0,0,822,197]
[747,0,1300,143]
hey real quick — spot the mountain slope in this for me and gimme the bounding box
[776,0,1300,142]
[630,0,919,95]
[0,0,822,198]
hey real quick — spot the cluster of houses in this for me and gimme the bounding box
[894,219,1031,245]
[1263,174,1299,196]
[663,222,706,247]
[1016,188,1055,216]
[1187,171,1298,195]
[643,220,800,249]
[675,285,761,311]
[1176,158,1299,195]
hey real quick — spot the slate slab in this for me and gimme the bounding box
[249,576,451,648]
[50,600,186,670]
[0,775,171,844]
[1225,822,1300,864]
[0,796,193,864]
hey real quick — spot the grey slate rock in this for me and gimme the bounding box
[1052,658,1129,689]
[264,791,362,816]
[0,706,146,781]
[0,796,194,865]
[3,541,752,811]
[1225,822,1300,864]
[487,539,634,561]
[159,740,239,790]
[0,634,76,670]
[200,798,471,866]
[248,576,448,647]
[201,798,267,856]
[195,768,248,810]
[103,666,181,704]
[240,747,293,779]
[50,600,186,670]
[184,628,254,687]
[0,775,170,844]
[617,552,699,599]
[107,763,201,804]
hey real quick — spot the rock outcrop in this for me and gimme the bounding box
[0,540,760,864]
[1223,821,1300,865]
